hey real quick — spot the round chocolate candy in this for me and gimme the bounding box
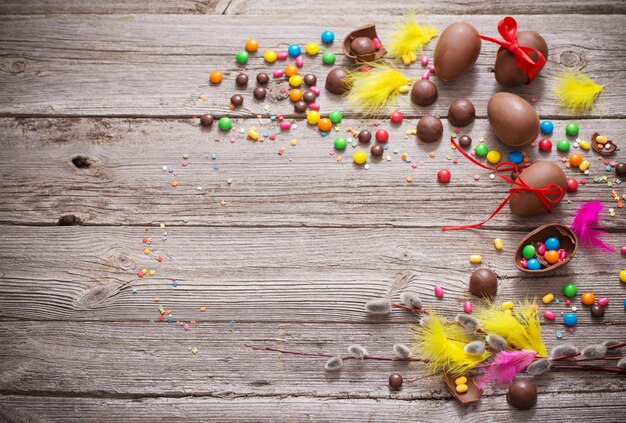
[303,74,317,86]
[410,80,438,107]
[350,36,376,61]
[448,99,475,127]
[388,374,403,390]
[235,73,249,87]
[469,268,498,297]
[507,380,537,410]
[590,304,605,317]
[253,87,266,100]
[230,94,244,107]
[293,100,307,113]
[325,67,350,95]
[370,144,384,157]
[256,73,270,85]
[458,135,472,148]
[200,114,214,127]
[616,162,626,177]
[302,91,316,103]
[358,130,372,143]
[416,115,443,143]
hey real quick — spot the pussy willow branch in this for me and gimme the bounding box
[246,344,425,362]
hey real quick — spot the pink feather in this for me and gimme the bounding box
[570,201,614,252]
[476,350,537,388]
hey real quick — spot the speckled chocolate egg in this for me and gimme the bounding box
[509,161,567,216]
[434,22,481,81]
[487,92,539,147]
[495,31,548,86]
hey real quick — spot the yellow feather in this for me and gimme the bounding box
[411,314,490,376]
[554,70,604,114]
[344,63,412,117]
[388,11,438,58]
[474,301,547,356]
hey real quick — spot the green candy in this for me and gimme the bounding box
[556,139,570,152]
[565,122,579,137]
[329,111,343,123]
[322,51,336,65]
[474,143,489,157]
[563,283,578,298]
[522,244,536,259]
[235,50,249,64]
[333,137,347,150]
[218,116,233,131]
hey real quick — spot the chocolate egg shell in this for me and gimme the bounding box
[325,67,351,95]
[443,374,482,405]
[448,99,475,127]
[434,22,481,81]
[591,132,617,156]
[411,80,438,106]
[495,31,548,86]
[416,115,443,143]
[342,24,387,63]
[488,92,539,146]
[509,161,566,216]
[514,224,577,274]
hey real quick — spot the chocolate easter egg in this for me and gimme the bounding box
[495,31,548,86]
[487,92,539,146]
[509,161,567,216]
[325,67,351,95]
[434,23,481,81]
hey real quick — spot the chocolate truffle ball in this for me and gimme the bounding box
[469,268,498,297]
[458,135,472,148]
[371,144,384,157]
[616,162,626,177]
[507,380,537,410]
[358,130,372,143]
[235,73,249,87]
[253,87,266,100]
[416,115,443,142]
[411,80,438,106]
[448,99,476,127]
[388,374,403,390]
[303,91,316,103]
[294,100,307,113]
[350,36,376,61]
[230,94,243,107]
[200,114,214,127]
[325,67,350,95]
[590,304,605,317]
[256,73,269,85]
[303,74,317,86]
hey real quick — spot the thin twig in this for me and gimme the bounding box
[245,344,425,362]
[551,364,626,375]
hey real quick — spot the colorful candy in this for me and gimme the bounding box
[235,50,249,64]
[264,50,278,63]
[307,111,320,125]
[463,301,473,313]
[569,154,583,167]
[469,255,482,264]
[543,310,556,320]
[375,129,389,143]
[285,64,298,77]
[508,151,523,164]
[437,169,451,183]
[556,139,570,152]
[486,150,501,164]
[563,313,577,327]
[579,160,590,172]
[540,120,554,134]
[318,118,332,132]
[288,44,301,57]
[527,258,540,270]
[353,151,367,165]
[329,111,343,124]
[333,137,347,150]
[245,38,259,52]
[544,237,560,251]
[581,292,595,305]
[434,285,445,298]
[620,269,626,283]
[217,116,232,131]
[566,178,579,192]
[289,75,303,87]
[542,293,554,304]
[538,138,552,152]
[322,51,336,64]
[494,238,503,250]
[390,111,403,123]
[305,43,320,55]
[563,283,578,297]
[474,144,488,157]
[565,122,579,137]
[209,70,223,84]
[522,245,536,259]
[321,31,335,44]
[597,297,609,307]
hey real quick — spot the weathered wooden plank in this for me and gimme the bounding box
[1,226,624,322]
[0,0,231,15]
[1,392,625,422]
[0,321,624,398]
[0,117,623,228]
[0,15,623,118]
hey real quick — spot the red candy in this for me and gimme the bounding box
[375,129,389,143]
[566,178,579,192]
[437,169,451,183]
[390,111,403,124]
[538,138,552,152]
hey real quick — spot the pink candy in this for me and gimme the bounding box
[429,65,435,74]
[310,86,320,95]
[621,246,626,254]
[521,258,528,269]
[295,56,304,67]
[543,310,556,320]
[537,244,546,255]
[420,55,428,67]
[308,102,320,110]
[558,249,567,261]
[279,121,291,130]
[434,285,444,298]
[463,300,473,313]
[597,297,609,307]
[277,51,288,60]
[421,71,430,80]
[273,69,284,78]
[372,37,381,50]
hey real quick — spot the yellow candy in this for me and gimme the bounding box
[401,54,411,65]
[353,151,367,165]
[469,255,482,264]
[494,238,503,250]
[579,160,590,172]
[305,42,319,55]
[290,139,297,146]
[289,75,303,87]
[247,127,259,140]
[143,248,150,254]
[620,269,626,283]
[407,51,417,62]
[596,135,608,144]
[486,150,501,164]
[455,376,467,386]
[149,269,155,275]
[578,140,590,150]
[542,293,554,304]
[456,384,469,394]
[264,50,277,63]
[398,85,410,93]
[502,301,514,310]
[307,111,320,125]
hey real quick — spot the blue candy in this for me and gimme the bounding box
[563,313,577,327]
[508,151,523,164]
[288,44,301,57]
[540,120,554,135]
[321,31,335,44]
[544,237,560,251]
[527,258,541,270]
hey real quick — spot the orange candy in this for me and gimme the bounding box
[289,89,303,102]
[285,64,298,77]
[209,70,223,84]
[318,118,332,132]
[544,250,559,264]
[581,292,595,305]
[569,153,583,167]
[245,38,259,52]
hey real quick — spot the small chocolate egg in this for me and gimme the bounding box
[434,22,481,81]
[469,268,498,297]
[487,92,539,147]
[416,115,443,143]
[448,99,475,127]
[507,380,537,410]
[410,80,438,106]
[509,161,567,216]
[495,31,548,86]
[350,36,376,62]
[325,67,351,95]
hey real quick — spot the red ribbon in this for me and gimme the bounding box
[476,16,546,83]
[442,137,565,231]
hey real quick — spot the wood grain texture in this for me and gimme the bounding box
[1,117,624,228]
[0,0,231,15]
[0,15,623,118]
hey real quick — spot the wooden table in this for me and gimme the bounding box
[1,1,625,421]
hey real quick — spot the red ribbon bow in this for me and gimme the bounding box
[476,16,546,83]
[442,137,565,231]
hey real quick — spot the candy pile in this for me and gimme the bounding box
[520,236,566,271]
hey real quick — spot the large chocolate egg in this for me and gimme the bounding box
[487,92,539,147]
[509,161,567,216]
[495,31,548,86]
[434,23,481,81]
